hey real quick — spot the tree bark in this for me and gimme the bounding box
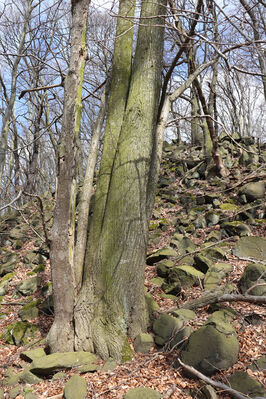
[47,0,90,353]
[74,0,166,360]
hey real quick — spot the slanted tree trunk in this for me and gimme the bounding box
[47,0,90,353]
[74,0,166,360]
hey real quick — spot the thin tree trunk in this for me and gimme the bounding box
[0,0,33,183]
[47,0,90,353]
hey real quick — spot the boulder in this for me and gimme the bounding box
[201,247,226,261]
[232,236,266,261]
[64,375,87,399]
[16,276,41,296]
[0,253,19,276]
[193,255,213,273]
[221,221,251,237]
[204,263,232,291]
[134,333,154,353]
[21,347,46,362]
[147,247,178,265]
[30,352,98,376]
[124,387,161,399]
[239,181,265,202]
[1,321,38,345]
[239,263,266,296]
[168,265,204,288]
[181,316,239,375]
[19,300,40,321]
[228,371,265,398]
[153,314,191,348]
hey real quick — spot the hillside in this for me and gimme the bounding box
[0,134,265,399]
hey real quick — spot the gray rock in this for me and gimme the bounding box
[201,247,226,261]
[181,317,239,375]
[147,247,178,265]
[20,347,46,362]
[168,265,204,288]
[228,371,265,398]
[16,276,41,296]
[9,386,21,399]
[134,333,154,353]
[221,221,251,237]
[240,263,266,296]
[153,314,191,348]
[19,300,40,321]
[30,352,98,376]
[204,263,232,291]
[239,181,265,202]
[124,387,161,399]
[201,384,218,399]
[232,236,266,261]
[64,375,87,399]
[193,254,213,273]
[20,369,42,384]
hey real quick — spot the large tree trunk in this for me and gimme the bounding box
[74,0,166,360]
[46,0,90,353]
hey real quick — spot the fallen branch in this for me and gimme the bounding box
[178,358,249,399]
[165,288,266,313]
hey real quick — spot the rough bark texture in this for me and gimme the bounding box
[46,0,90,353]
[74,0,166,360]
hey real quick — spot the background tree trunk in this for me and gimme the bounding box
[74,0,166,361]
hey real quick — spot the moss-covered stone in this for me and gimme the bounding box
[168,265,204,288]
[239,181,265,202]
[201,247,226,261]
[153,314,190,348]
[221,221,251,237]
[1,321,38,345]
[147,247,178,265]
[193,254,213,273]
[232,236,266,261]
[121,338,134,362]
[240,263,266,296]
[134,333,154,353]
[16,276,41,296]
[19,300,40,321]
[9,386,21,399]
[228,371,265,398]
[30,352,98,376]
[181,318,239,375]
[63,375,87,399]
[171,309,196,321]
[20,347,46,362]
[124,387,161,399]
[204,263,232,290]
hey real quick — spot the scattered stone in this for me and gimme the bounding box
[193,254,213,273]
[20,347,46,362]
[232,236,266,261]
[124,387,161,399]
[204,263,232,291]
[102,359,117,371]
[53,371,67,380]
[9,386,21,399]
[168,265,204,288]
[249,355,266,371]
[221,221,251,237]
[181,316,239,375]
[63,375,87,399]
[16,276,41,296]
[156,260,174,278]
[239,181,265,202]
[1,321,38,345]
[153,314,191,348]
[23,392,38,399]
[171,309,196,321]
[77,363,99,373]
[20,368,43,384]
[30,352,98,376]
[19,300,40,321]
[147,247,178,265]
[134,333,154,353]
[239,263,266,296]
[0,253,19,276]
[200,384,218,399]
[201,247,226,261]
[228,371,266,398]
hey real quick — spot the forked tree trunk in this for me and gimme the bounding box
[74,0,166,360]
[46,0,90,353]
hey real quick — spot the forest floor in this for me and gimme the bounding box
[0,166,265,399]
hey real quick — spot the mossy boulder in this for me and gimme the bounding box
[228,371,266,398]
[221,221,251,237]
[239,263,266,296]
[134,333,154,353]
[63,375,87,399]
[201,247,226,261]
[16,276,41,296]
[124,387,161,399]
[1,321,38,345]
[19,300,40,321]
[156,260,174,278]
[30,352,98,376]
[181,317,239,375]
[0,253,19,276]
[232,236,266,261]
[239,181,265,202]
[153,314,191,348]
[204,263,232,291]
[147,247,178,265]
[168,265,204,288]
[21,347,46,362]
[171,309,196,322]
[193,254,213,273]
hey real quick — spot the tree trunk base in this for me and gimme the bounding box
[46,318,74,353]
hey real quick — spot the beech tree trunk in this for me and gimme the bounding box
[74,0,166,360]
[47,0,90,353]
